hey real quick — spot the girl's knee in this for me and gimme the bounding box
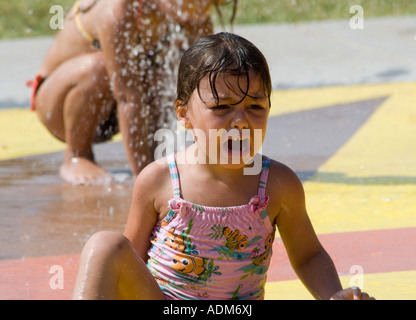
[87,230,129,247]
[82,231,133,260]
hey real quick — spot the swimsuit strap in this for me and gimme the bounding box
[26,75,45,111]
[167,154,271,200]
[258,156,271,199]
[73,0,143,48]
[74,0,96,44]
[167,154,181,199]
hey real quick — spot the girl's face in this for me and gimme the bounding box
[176,71,270,168]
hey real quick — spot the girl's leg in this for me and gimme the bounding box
[72,231,165,300]
[35,52,116,186]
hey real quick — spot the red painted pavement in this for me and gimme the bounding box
[268,227,416,282]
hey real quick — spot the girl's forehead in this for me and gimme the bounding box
[198,72,267,100]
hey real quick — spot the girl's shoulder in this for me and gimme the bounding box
[136,156,170,183]
[264,157,306,225]
[266,157,305,198]
[132,156,172,207]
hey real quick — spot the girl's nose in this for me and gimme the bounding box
[231,110,249,130]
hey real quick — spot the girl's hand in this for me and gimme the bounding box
[330,287,375,300]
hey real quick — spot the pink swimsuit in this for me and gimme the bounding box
[146,154,275,300]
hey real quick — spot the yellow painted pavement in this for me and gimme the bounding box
[0,109,64,160]
[268,83,416,299]
[300,83,416,234]
[0,109,121,160]
[265,270,416,300]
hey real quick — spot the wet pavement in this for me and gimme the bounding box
[0,143,132,260]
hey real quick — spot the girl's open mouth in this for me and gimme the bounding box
[225,137,250,155]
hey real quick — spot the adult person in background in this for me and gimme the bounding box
[27,0,236,186]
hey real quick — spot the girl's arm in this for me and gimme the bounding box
[274,166,343,300]
[123,162,163,262]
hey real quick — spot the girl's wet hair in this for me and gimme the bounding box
[176,32,272,107]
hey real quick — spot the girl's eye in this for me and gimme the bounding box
[211,105,229,110]
[248,104,264,110]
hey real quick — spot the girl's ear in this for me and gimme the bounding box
[175,100,193,129]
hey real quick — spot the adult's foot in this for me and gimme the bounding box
[60,156,114,186]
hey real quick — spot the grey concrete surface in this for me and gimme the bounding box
[0,15,416,109]
[234,16,416,89]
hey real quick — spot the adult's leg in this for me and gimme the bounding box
[72,231,165,300]
[35,52,115,185]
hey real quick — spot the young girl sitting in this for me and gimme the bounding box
[72,32,373,300]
